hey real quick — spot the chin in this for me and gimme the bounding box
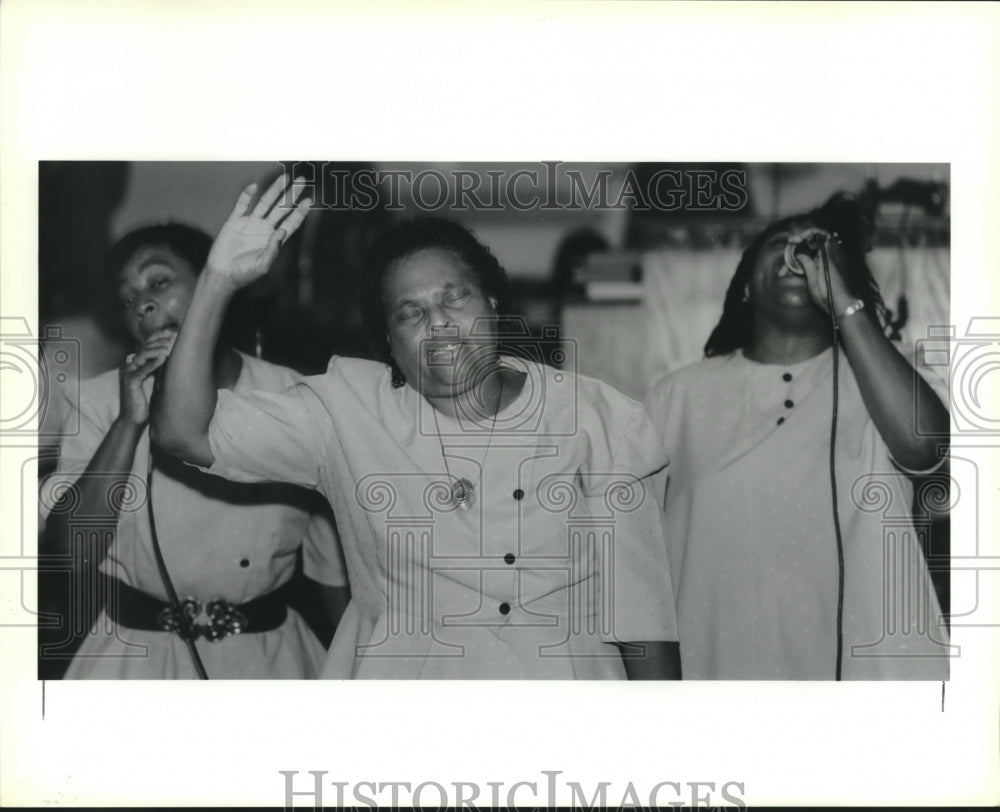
[416,369,461,394]
[773,290,813,309]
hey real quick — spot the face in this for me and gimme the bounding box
[116,245,199,344]
[383,247,498,396]
[748,217,824,325]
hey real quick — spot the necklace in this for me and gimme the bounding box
[431,372,504,511]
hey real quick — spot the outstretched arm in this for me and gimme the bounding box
[151,175,311,465]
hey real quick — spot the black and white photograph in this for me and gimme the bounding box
[34,160,953,684]
[2,1,998,808]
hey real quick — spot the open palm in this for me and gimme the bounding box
[206,174,312,289]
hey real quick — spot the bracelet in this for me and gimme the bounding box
[837,299,865,321]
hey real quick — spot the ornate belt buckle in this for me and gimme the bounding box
[202,598,249,642]
[156,597,202,640]
[156,596,247,642]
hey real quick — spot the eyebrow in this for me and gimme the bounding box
[390,281,473,307]
[134,258,176,273]
[443,281,473,293]
[116,259,176,298]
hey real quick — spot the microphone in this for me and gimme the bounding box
[783,231,829,275]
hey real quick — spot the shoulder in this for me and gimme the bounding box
[291,355,397,416]
[318,355,392,393]
[550,363,670,474]
[235,352,304,392]
[73,366,121,410]
[542,361,652,438]
[645,354,736,409]
[570,364,644,414]
[324,355,389,381]
[239,353,389,394]
[50,366,122,441]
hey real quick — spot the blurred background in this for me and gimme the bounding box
[37,160,950,388]
[34,161,951,675]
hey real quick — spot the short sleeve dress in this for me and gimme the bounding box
[644,347,951,680]
[40,352,346,679]
[201,355,679,679]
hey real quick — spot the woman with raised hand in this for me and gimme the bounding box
[154,175,681,679]
[644,193,951,680]
[42,223,347,679]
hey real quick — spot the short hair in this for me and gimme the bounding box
[105,222,255,352]
[704,192,892,357]
[105,223,212,283]
[361,217,513,387]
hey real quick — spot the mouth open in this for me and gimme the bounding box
[426,342,461,365]
[775,257,806,282]
[779,242,808,278]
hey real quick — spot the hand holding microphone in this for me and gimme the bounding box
[119,329,178,426]
[783,229,836,276]
[783,227,855,317]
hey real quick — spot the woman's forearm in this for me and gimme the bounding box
[151,272,236,466]
[152,176,311,463]
[838,309,950,471]
[795,234,949,472]
[45,417,144,571]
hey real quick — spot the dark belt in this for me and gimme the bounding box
[104,576,290,642]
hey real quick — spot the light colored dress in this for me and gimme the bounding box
[644,347,951,680]
[202,355,679,679]
[41,352,346,679]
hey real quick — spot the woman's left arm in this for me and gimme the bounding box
[798,233,950,472]
[596,406,683,680]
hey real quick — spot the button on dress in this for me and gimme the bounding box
[645,347,951,680]
[41,353,346,679]
[205,356,679,679]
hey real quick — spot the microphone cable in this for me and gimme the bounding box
[145,437,210,680]
[818,237,847,681]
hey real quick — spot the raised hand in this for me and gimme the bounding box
[205,174,312,290]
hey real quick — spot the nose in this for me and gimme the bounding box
[426,308,457,339]
[135,299,157,319]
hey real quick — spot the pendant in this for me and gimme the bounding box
[451,477,475,511]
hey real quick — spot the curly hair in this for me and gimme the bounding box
[105,223,212,283]
[704,192,894,358]
[361,217,513,387]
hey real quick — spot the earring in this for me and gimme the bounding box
[389,362,406,389]
[741,286,750,304]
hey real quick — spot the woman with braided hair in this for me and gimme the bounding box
[645,193,951,680]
